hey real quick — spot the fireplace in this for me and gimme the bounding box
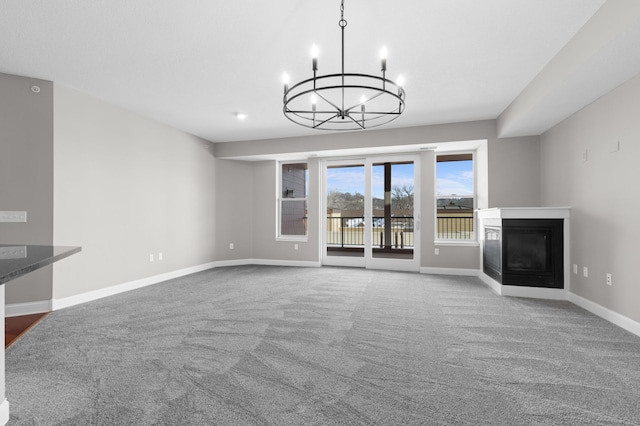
[479,208,570,296]
[502,219,563,288]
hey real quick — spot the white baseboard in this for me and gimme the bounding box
[5,300,52,317]
[51,258,321,311]
[51,261,219,311]
[569,292,640,339]
[479,271,502,295]
[212,259,255,268]
[478,272,640,338]
[420,267,480,276]
[0,399,9,426]
[478,272,567,300]
[224,258,322,268]
[501,285,567,300]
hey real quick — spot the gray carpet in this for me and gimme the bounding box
[6,266,640,425]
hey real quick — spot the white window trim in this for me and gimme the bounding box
[435,151,477,243]
[277,161,309,241]
[434,240,480,247]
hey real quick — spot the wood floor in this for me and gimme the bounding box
[5,313,48,349]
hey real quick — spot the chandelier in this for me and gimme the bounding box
[282,0,406,131]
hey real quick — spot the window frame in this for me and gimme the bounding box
[434,152,478,245]
[276,161,309,241]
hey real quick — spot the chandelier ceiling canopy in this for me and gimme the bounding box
[282,0,406,131]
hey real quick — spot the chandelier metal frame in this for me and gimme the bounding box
[282,0,406,131]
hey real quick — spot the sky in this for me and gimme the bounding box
[326,160,473,198]
[436,160,473,196]
[327,163,414,199]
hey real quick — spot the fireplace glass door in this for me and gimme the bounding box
[502,219,563,288]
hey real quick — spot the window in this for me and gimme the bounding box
[436,154,475,241]
[278,162,308,239]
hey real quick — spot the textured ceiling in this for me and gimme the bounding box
[3,0,636,144]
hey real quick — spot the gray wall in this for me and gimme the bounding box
[248,159,321,263]
[215,121,541,210]
[540,72,640,323]
[0,73,54,304]
[209,156,319,265]
[52,84,216,300]
[214,159,253,261]
[488,135,541,207]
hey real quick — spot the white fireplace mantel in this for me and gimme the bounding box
[477,207,571,300]
[477,207,571,220]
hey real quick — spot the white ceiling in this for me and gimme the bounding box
[2,0,638,144]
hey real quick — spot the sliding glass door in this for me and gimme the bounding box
[323,155,420,271]
[325,161,366,264]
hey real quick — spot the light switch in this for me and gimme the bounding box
[0,246,27,259]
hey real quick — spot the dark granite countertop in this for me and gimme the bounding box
[0,245,81,285]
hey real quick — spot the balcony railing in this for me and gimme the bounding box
[326,215,475,246]
[436,216,474,240]
[327,216,414,248]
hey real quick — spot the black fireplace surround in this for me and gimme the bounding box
[483,219,564,289]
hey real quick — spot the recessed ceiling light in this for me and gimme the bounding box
[234,112,248,120]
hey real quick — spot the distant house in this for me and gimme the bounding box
[437,196,474,217]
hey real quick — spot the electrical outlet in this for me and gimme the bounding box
[606,273,612,286]
[229,243,234,250]
[149,254,154,262]
[158,252,163,261]
[573,264,578,274]
[434,248,440,255]
[294,243,299,250]
[581,149,588,162]
[0,211,27,222]
[583,266,588,278]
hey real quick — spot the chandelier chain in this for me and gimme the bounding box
[339,0,347,27]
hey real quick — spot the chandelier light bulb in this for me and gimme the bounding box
[380,46,388,72]
[396,75,405,98]
[282,73,290,85]
[311,44,319,71]
[360,95,367,104]
[310,93,318,105]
